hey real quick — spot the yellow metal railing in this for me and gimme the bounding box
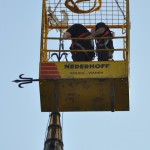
[40,0,129,62]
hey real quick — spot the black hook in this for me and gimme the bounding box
[12,74,39,88]
[51,52,68,61]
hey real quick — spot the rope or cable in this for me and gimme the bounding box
[65,0,102,13]
[115,0,126,19]
[52,0,61,15]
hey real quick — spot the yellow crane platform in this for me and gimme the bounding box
[39,0,130,112]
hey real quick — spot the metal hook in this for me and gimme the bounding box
[51,52,68,61]
[12,74,39,88]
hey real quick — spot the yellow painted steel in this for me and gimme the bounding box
[40,78,129,112]
[40,61,128,79]
[39,0,130,112]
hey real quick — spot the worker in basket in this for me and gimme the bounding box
[64,24,95,61]
[91,22,114,61]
